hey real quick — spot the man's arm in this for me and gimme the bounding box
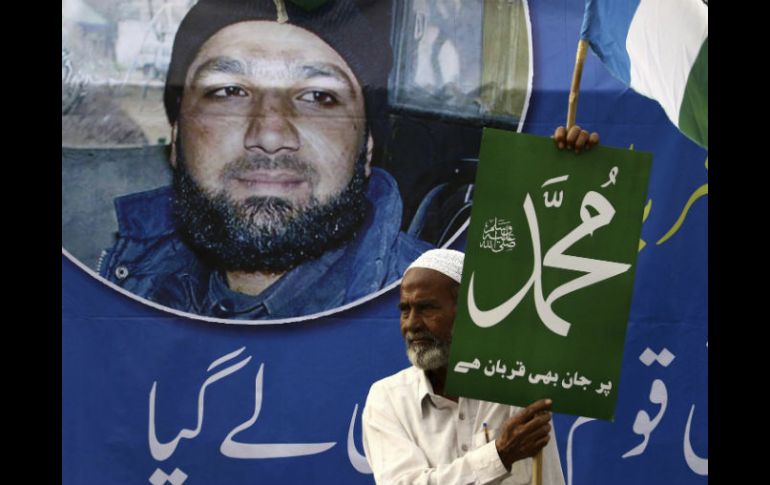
[495,399,552,469]
[497,400,566,485]
[362,384,509,485]
[362,386,565,485]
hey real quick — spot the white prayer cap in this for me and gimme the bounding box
[405,249,465,284]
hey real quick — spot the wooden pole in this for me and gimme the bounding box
[567,39,590,130]
[532,450,543,485]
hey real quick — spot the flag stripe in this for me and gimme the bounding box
[678,38,708,148]
[580,0,640,85]
[626,0,708,130]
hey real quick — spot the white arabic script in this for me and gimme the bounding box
[149,348,337,463]
[480,218,516,253]
[149,347,252,461]
[468,191,631,337]
[220,364,336,459]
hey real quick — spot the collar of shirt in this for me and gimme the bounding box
[204,243,347,318]
[415,366,462,418]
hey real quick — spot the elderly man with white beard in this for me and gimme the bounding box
[362,249,566,485]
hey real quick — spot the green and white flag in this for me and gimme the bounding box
[446,130,652,420]
[580,0,708,148]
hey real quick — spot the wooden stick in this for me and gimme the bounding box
[567,39,590,130]
[532,450,543,485]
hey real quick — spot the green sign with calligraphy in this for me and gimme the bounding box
[445,129,652,420]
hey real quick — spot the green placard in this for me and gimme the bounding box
[445,129,652,420]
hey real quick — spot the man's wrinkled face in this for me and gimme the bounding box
[170,21,374,273]
[175,20,370,214]
[398,268,458,370]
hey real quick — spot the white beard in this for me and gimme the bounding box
[406,335,451,370]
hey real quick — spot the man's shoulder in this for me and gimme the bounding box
[369,366,422,396]
[367,169,433,253]
[351,168,433,282]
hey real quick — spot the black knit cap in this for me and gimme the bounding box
[164,0,392,159]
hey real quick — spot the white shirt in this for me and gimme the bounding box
[362,366,566,485]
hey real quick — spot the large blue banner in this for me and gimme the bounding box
[62,1,707,484]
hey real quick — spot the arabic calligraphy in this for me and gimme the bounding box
[528,371,558,385]
[468,190,631,336]
[453,356,612,397]
[682,341,708,475]
[453,358,481,374]
[656,157,708,246]
[595,381,612,396]
[601,166,619,188]
[622,379,668,458]
[638,199,653,252]
[220,363,335,459]
[683,405,708,475]
[480,218,516,253]
[566,417,596,485]
[543,190,564,208]
[149,467,187,485]
[622,344,707,476]
[542,174,568,208]
[146,347,400,483]
[541,175,570,187]
[347,404,372,474]
[149,347,253,461]
[639,156,708,252]
[149,347,338,471]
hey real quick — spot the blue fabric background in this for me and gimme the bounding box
[62,1,708,484]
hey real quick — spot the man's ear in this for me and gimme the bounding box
[169,123,179,169]
[364,132,374,178]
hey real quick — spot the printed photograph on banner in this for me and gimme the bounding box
[389,0,532,130]
[445,130,652,420]
[61,0,533,322]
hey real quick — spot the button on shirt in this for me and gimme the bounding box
[362,366,565,485]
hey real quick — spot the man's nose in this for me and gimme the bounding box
[401,309,424,334]
[244,96,300,155]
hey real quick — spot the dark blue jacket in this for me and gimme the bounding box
[99,168,432,320]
